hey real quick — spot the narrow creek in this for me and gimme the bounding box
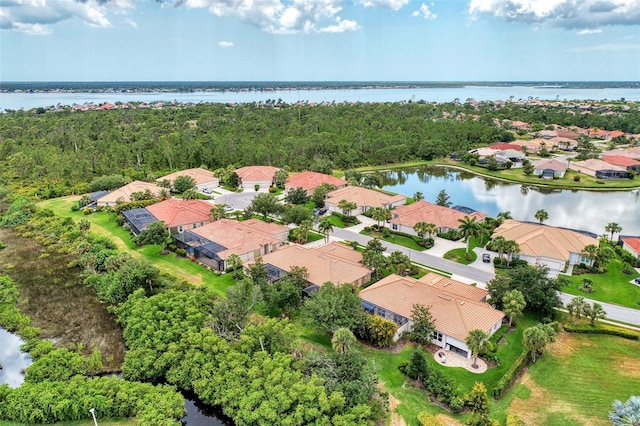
[0,226,231,424]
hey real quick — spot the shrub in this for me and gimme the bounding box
[438,229,459,241]
[254,184,260,192]
[268,186,277,193]
[176,248,187,257]
[361,315,397,348]
[382,228,391,238]
[82,208,93,215]
[563,323,639,340]
[573,175,581,182]
[71,203,80,212]
[506,414,526,426]
[492,351,529,399]
[417,412,443,426]
[115,215,126,226]
[167,244,177,252]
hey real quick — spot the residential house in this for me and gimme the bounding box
[569,159,631,179]
[285,171,348,195]
[548,136,578,151]
[621,237,640,262]
[235,166,281,189]
[601,155,640,172]
[96,181,164,207]
[533,159,568,179]
[253,241,371,293]
[491,219,597,271]
[359,273,504,358]
[324,186,407,215]
[495,149,526,165]
[488,143,522,151]
[556,129,580,140]
[156,168,219,192]
[389,201,486,235]
[601,147,640,160]
[174,218,289,270]
[511,138,553,153]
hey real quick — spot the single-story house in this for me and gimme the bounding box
[359,273,504,358]
[174,218,289,270]
[156,168,219,191]
[556,129,580,140]
[235,166,281,189]
[491,219,597,271]
[601,147,640,160]
[389,201,486,235]
[252,241,371,294]
[495,149,526,165]
[621,237,640,261]
[285,171,348,195]
[324,186,407,215]
[601,155,640,172]
[511,138,551,153]
[82,190,110,209]
[533,159,568,179]
[548,137,578,151]
[488,143,522,151]
[96,181,164,207]
[122,199,213,235]
[122,208,159,235]
[569,159,631,179]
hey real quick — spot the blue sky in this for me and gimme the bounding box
[1,0,639,81]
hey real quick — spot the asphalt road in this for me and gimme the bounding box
[331,227,640,326]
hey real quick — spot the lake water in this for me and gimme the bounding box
[2,85,639,111]
[0,328,31,388]
[382,166,640,236]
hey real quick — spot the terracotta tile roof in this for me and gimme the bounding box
[601,155,640,168]
[156,168,219,186]
[191,218,289,260]
[533,159,568,172]
[235,166,280,183]
[97,181,164,205]
[570,159,627,173]
[417,273,489,302]
[360,274,504,342]
[556,129,580,139]
[492,219,597,262]
[256,242,370,286]
[602,147,640,159]
[325,186,406,209]
[622,237,640,254]
[390,201,485,230]
[146,199,213,228]
[488,143,522,151]
[285,171,347,192]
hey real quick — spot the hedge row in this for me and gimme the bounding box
[563,323,639,340]
[492,351,529,399]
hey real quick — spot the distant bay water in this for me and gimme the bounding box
[1,83,639,111]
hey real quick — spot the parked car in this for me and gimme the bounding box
[482,254,491,263]
[634,277,640,285]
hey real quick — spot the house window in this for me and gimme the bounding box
[178,225,183,233]
[392,223,398,231]
[434,332,443,343]
[192,223,197,229]
[200,221,204,226]
[512,254,520,260]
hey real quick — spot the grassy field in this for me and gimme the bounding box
[562,259,640,309]
[38,197,237,296]
[444,247,477,265]
[360,229,426,251]
[506,331,640,425]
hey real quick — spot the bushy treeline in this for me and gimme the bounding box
[0,376,184,425]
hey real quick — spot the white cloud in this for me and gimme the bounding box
[0,0,134,33]
[412,3,436,19]
[577,28,602,35]
[468,0,640,29]
[217,40,234,48]
[358,0,409,11]
[124,17,137,28]
[318,17,360,32]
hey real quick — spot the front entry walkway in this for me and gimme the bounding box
[433,349,487,374]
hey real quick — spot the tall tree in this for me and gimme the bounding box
[413,191,424,202]
[581,244,599,267]
[502,289,526,328]
[605,222,623,243]
[487,265,561,316]
[371,207,391,228]
[583,302,607,326]
[566,296,587,324]
[465,329,490,369]
[249,192,282,221]
[132,221,170,254]
[173,175,196,193]
[318,218,334,243]
[337,199,357,216]
[303,283,365,335]
[285,187,309,205]
[410,304,436,345]
[210,204,227,221]
[435,189,452,208]
[331,327,357,355]
[523,323,556,363]
[534,209,549,224]
[458,215,480,256]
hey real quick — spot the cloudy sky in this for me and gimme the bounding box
[1,0,639,81]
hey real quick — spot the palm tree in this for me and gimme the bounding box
[337,199,357,216]
[182,188,198,200]
[413,191,424,202]
[581,244,598,267]
[491,236,508,260]
[605,222,622,243]
[371,207,391,228]
[584,302,606,326]
[414,221,429,239]
[505,240,520,262]
[226,253,243,279]
[465,329,490,369]
[566,296,587,324]
[523,324,555,363]
[496,211,512,225]
[318,218,334,243]
[534,209,549,224]
[210,205,226,221]
[458,215,480,256]
[609,396,640,426]
[502,289,526,328]
[299,219,313,242]
[331,328,357,355]
[424,223,438,239]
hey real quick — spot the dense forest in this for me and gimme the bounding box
[0,101,638,197]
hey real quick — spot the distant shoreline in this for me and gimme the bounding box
[2,80,639,94]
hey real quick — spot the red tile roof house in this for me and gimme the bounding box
[235,166,281,190]
[569,159,632,179]
[488,143,522,151]
[174,218,290,271]
[389,201,486,236]
[621,237,640,262]
[601,147,640,160]
[156,168,219,192]
[250,241,372,294]
[324,186,407,215]
[360,273,504,358]
[601,155,640,172]
[122,199,214,235]
[285,171,348,195]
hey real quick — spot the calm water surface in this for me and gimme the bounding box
[0,328,31,388]
[382,166,640,236]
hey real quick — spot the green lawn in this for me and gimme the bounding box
[323,214,348,229]
[37,197,238,295]
[360,229,426,251]
[562,259,640,309]
[443,248,477,265]
[506,331,640,425]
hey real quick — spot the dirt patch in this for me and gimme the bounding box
[509,373,603,426]
[611,354,640,378]
[386,392,408,426]
[546,331,578,358]
[435,415,464,426]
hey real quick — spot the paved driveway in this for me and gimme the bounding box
[214,191,260,210]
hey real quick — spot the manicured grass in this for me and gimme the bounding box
[323,213,348,229]
[443,248,477,265]
[562,259,640,309]
[360,229,426,251]
[37,197,238,295]
[506,331,640,425]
